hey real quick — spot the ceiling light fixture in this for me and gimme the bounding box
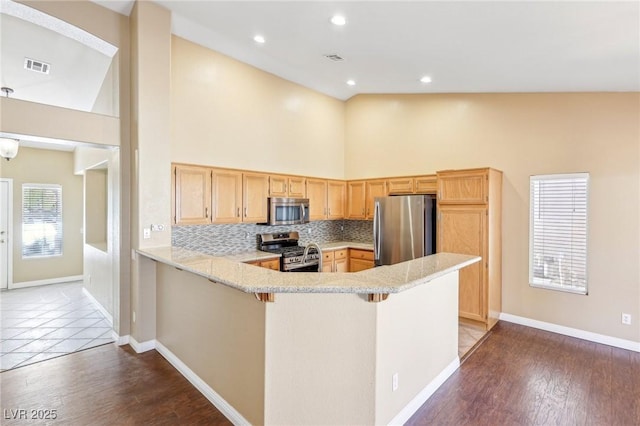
[253,35,265,44]
[330,15,347,26]
[420,75,432,84]
[346,80,356,86]
[0,138,19,161]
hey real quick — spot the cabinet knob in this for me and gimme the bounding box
[237,207,240,217]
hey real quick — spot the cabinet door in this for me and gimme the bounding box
[322,250,335,272]
[438,206,487,321]
[173,165,211,225]
[327,180,346,220]
[288,177,306,198]
[437,170,487,204]
[387,177,414,195]
[243,173,269,223]
[307,179,328,220]
[365,180,387,219]
[212,169,242,223]
[350,258,374,272]
[260,259,280,271]
[347,181,366,219]
[415,175,437,194]
[334,250,349,272]
[269,175,288,197]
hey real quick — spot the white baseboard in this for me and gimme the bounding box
[82,287,113,326]
[155,340,249,426]
[10,275,84,290]
[113,333,129,346]
[500,313,640,353]
[129,336,156,353]
[388,357,460,426]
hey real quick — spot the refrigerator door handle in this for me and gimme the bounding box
[374,201,381,261]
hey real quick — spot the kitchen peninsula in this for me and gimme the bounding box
[137,247,479,425]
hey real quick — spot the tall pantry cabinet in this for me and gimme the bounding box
[436,168,502,330]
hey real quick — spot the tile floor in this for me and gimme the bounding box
[458,321,488,358]
[0,281,114,371]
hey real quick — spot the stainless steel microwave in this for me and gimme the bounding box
[266,197,310,225]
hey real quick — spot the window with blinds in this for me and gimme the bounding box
[22,184,63,258]
[529,173,589,294]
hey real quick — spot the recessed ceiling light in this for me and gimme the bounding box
[330,15,347,26]
[420,75,432,84]
[254,35,265,44]
[346,80,356,86]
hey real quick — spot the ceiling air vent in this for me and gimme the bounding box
[24,58,51,75]
[324,54,344,62]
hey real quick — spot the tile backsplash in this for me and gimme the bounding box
[172,220,373,255]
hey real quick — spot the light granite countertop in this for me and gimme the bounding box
[137,246,479,295]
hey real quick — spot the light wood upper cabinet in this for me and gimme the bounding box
[211,168,242,223]
[348,179,387,220]
[307,178,328,220]
[173,164,211,225]
[387,175,437,195]
[365,180,387,219]
[437,169,488,204]
[347,181,366,219]
[243,172,269,223]
[436,167,502,330]
[327,180,346,220]
[270,174,306,198]
[415,175,437,194]
[387,177,414,194]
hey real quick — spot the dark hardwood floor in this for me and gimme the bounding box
[0,344,231,425]
[1,322,638,425]
[407,322,640,426]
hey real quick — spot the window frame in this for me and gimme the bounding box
[529,172,589,295]
[22,183,64,259]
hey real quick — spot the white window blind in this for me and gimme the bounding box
[529,173,589,294]
[22,184,63,258]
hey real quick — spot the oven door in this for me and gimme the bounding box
[286,263,320,272]
[268,198,309,225]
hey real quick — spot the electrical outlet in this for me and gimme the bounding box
[151,224,165,232]
[392,373,399,391]
[622,313,632,325]
[143,228,151,239]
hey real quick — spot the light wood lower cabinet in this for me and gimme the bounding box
[322,249,348,272]
[438,206,486,322]
[247,258,280,271]
[349,249,374,272]
[436,168,502,330]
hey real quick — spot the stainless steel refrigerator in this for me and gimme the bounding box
[373,195,437,266]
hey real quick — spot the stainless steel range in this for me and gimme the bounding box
[259,232,320,272]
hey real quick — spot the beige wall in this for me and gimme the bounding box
[170,36,345,179]
[0,148,83,283]
[156,262,266,425]
[129,1,172,343]
[345,93,640,342]
[85,169,108,246]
